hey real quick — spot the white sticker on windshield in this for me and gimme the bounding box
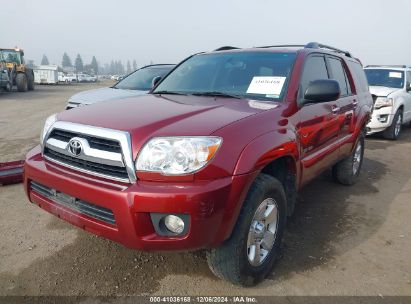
[389,72,402,78]
[246,76,286,95]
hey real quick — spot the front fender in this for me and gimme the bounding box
[233,129,300,176]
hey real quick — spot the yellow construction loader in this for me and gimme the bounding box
[0,47,34,92]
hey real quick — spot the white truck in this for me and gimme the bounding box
[34,65,59,84]
[365,65,411,139]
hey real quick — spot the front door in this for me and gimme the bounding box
[297,55,341,186]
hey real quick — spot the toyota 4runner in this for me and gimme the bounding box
[24,42,372,286]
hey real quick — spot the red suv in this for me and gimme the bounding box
[24,42,372,285]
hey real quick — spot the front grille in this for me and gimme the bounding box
[30,181,116,225]
[49,129,122,153]
[44,148,129,179]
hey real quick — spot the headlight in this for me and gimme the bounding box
[374,97,393,109]
[40,114,57,146]
[136,137,222,175]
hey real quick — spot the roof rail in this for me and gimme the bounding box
[305,42,352,58]
[214,46,239,51]
[365,65,408,68]
[256,44,306,49]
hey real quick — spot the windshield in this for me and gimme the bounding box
[1,50,22,64]
[365,69,405,89]
[115,65,174,90]
[153,52,296,101]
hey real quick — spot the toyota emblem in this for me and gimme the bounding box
[68,139,82,156]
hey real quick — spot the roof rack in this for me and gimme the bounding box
[257,44,306,49]
[365,65,409,68]
[254,42,352,57]
[304,42,352,57]
[214,46,240,51]
[214,42,354,58]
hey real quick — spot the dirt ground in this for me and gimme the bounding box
[0,83,410,296]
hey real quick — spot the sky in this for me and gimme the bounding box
[1,0,410,68]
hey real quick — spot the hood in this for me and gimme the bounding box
[369,86,399,97]
[58,94,275,152]
[68,87,148,105]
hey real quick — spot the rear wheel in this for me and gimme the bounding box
[332,132,364,185]
[206,174,287,286]
[383,109,402,140]
[27,72,35,91]
[16,73,28,92]
[5,81,12,92]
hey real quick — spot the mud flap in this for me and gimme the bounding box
[0,160,24,185]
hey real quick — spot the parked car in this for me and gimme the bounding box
[58,72,72,83]
[24,42,372,286]
[66,74,77,82]
[364,65,411,139]
[77,74,90,83]
[65,64,175,109]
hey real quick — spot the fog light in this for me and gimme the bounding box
[378,115,388,123]
[164,215,185,234]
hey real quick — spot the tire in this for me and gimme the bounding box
[27,71,35,91]
[16,73,28,92]
[206,174,287,286]
[383,109,403,140]
[5,81,12,92]
[332,132,364,186]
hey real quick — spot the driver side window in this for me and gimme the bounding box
[298,55,329,104]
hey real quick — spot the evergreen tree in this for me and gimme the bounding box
[41,54,49,65]
[126,60,131,74]
[91,56,98,75]
[75,54,84,72]
[62,52,72,67]
[132,60,137,71]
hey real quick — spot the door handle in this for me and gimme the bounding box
[352,99,358,109]
[331,105,340,115]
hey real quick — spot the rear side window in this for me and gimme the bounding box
[347,60,369,93]
[299,55,329,100]
[328,57,350,96]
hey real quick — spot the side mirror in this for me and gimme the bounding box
[406,83,411,92]
[304,79,341,103]
[152,76,162,88]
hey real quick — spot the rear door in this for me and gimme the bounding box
[298,54,341,185]
[326,56,356,144]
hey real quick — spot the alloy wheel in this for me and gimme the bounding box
[247,198,279,267]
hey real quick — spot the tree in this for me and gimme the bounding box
[62,52,72,67]
[126,60,131,74]
[132,60,137,71]
[110,60,115,74]
[90,56,98,75]
[41,54,49,65]
[75,54,83,72]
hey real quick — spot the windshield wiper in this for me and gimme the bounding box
[191,91,243,99]
[153,90,188,95]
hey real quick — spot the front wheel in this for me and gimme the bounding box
[332,132,364,185]
[206,174,287,286]
[383,109,403,140]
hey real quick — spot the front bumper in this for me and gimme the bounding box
[366,106,394,134]
[24,146,254,251]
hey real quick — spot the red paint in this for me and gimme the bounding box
[0,160,24,185]
[23,47,373,250]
